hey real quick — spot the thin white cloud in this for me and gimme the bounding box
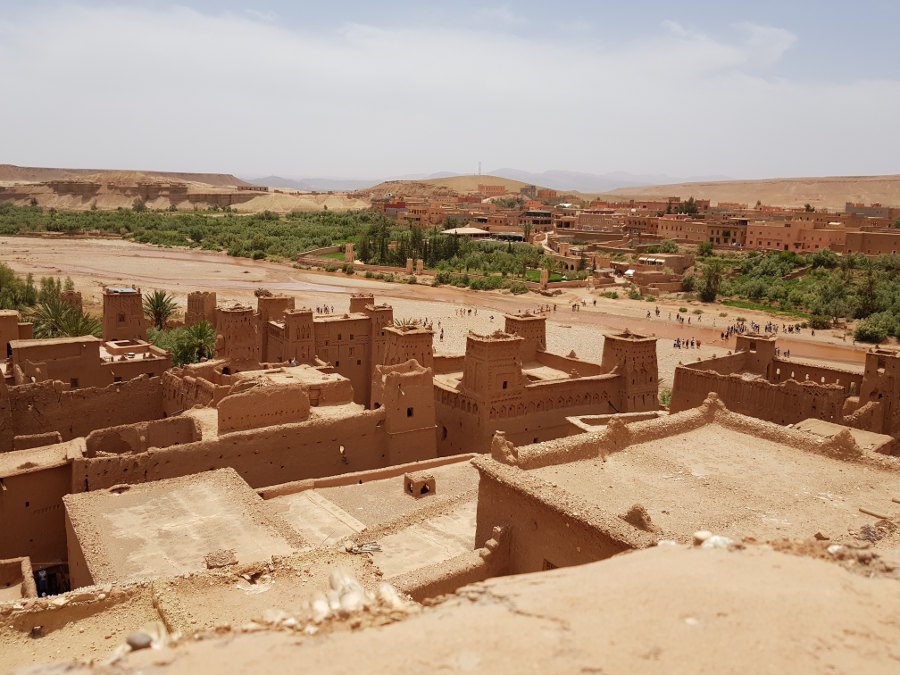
[0,4,896,179]
[474,4,529,27]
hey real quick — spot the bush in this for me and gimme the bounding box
[681,274,695,292]
[697,241,714,257]
[325,264,339,273]
[692,309,703,315]
[811,314,832,328]
[658,389,672,407]
[341,263,354,274]
[364,271,375,279]
[628,289,642,300]
[509,282,528,295]
[719,312,727,317]
[600,291,618,299]
[854,317,888,343]
[406,276,417,284]
[678,307,688,313]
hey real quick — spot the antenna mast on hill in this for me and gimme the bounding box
[478,161,481,176]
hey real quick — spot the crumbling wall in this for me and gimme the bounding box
[671,367,846,424]
[73,409,399,491]
[217,383,311,434]
[8,376,164,441]
[770,359,863,396]
[84,417,201,457]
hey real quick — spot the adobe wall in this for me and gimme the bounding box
[533,351,605,377]
[432,355,466,375]
[8,376,164,441]
[770,359,864,396]
[84,417,201,457]
[670,368,845,424]
[435,375,622,455]
[102,290,147,341]
[0,464,72,563]
[13,431,63,451]
[161,367,228,415]
[72,409,406,492]
[0,379,11,452]
[678,352,749,376]
[185,291,216,327]
[0,311,24,354]
[217,384,311,434]
[473,457,649,575]
[12,339,106,389]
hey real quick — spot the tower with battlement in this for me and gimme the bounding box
[102,287,148,341]
[600,330,658,412]
[504,313,546,362]
[185,291,216,328]
[215,305,258,365]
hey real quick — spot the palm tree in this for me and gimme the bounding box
[180,321,217,362]
[30,297,102,338]
[143,290,178,330]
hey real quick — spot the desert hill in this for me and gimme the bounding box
[358,174,550,199]
[0,164,367,213]
[601,174,900,211]
[0,164,254,188]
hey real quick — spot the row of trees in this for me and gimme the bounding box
[0,203,385,261]
[686,249,900,342]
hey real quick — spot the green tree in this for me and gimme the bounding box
[180,321,217,362]
[804,203,815,212]
[132,198,147,212]
[697,241,714,257]
[143,289,178,330]
[657,240,679,254]
[30,297,102,338]
[698,258,725,302]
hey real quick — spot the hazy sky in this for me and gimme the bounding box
[1,0,899,180]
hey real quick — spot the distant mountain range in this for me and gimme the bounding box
[246,170,732,194]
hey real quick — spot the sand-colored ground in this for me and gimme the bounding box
[0,236,869,388]
[602,173,900,210]
[87,545,900,674]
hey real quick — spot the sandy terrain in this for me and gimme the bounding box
[601,173,900,210]
[0,236,869,388]
[97,545,900,674]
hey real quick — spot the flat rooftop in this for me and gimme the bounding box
[266,459,478,579]
[235,364,347,387]
[9,335,101,349]
[0,438,84,478]
[64,468,303,585]
[530,422,899,542]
